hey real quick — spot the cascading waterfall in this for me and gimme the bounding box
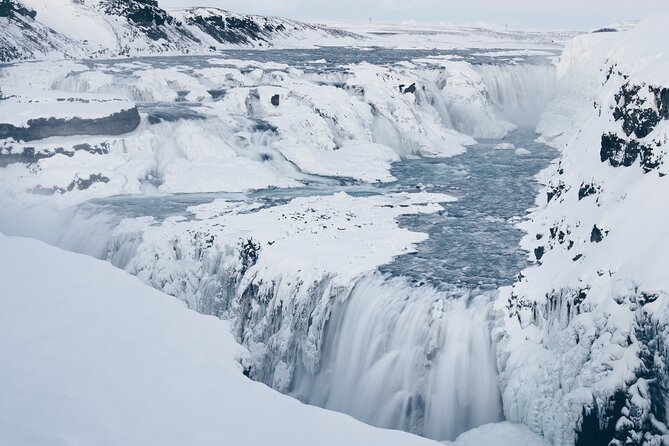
[0,54,560,443]
[474,63,557,127]
[291,275,503,441]
[419,79,455,128]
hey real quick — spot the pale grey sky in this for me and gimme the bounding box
[160,0,667,29]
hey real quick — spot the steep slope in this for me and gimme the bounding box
[171,7,357,48]
[496,14,669,446]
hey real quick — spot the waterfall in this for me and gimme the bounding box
[474,63,557,127]
[291,275,503,441]
[0,54,560,444]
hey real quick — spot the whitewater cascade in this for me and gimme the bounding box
[474,64,557,127]
[291,276,503,440]
[0,55,558,442]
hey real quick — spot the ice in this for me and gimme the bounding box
[1,52,556,206]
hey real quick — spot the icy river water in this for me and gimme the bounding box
[10,48,559,441]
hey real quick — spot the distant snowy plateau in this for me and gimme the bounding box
[1,0,668,445]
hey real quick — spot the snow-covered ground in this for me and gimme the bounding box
[0,0,361,61]
[328,21,577,51]
[0,44,559,443]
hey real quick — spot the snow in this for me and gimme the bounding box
[1,53,555,205]
[494,143,516,150]
[326,21,576,51]
[19,0,119,50]
[447,422,546,446]
[0,0,580,63]
[495,11,669,445]
[0,233,441,446]
[0,4,591,443]
[0,90,135,128]
[102,191,457,308]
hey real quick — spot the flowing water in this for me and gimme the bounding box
[289,129,556,439]
[2,48,559,441]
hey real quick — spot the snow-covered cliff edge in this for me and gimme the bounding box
[496,13,669,446]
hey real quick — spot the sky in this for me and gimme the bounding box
[160,0,668,30]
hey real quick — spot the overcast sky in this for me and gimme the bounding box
[160,0,667,29]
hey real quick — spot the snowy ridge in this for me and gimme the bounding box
[0,0,361,62]
[0,0,574,63]
[496,13,669,446]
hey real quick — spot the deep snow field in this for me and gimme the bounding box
[2,4,669,446]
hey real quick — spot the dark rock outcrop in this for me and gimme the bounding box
[31,174,110,195]
[578,182,599,200]
[613,84,662,139]
[590,225,604,243]
[600,133,660,172]
[101,0,195,42]
[0,0,36,19]
[186,12,283,45]
[0,108,141,142]
[0,142,111,167]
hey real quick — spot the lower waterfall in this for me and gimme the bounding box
[291,275,503,441]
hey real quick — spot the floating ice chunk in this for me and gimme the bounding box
[493,143,515,150]
[515,148,531,155]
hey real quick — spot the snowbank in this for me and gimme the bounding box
[2,55,542,205]
[0,233,441,446]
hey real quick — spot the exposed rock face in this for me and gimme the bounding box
[597,82,669,173]
[101,0,196,42]
[0,143,111,167]
[0,0,80,62]
[31,173,111,195]
[185,12,283,45]
[0,108,141,142]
